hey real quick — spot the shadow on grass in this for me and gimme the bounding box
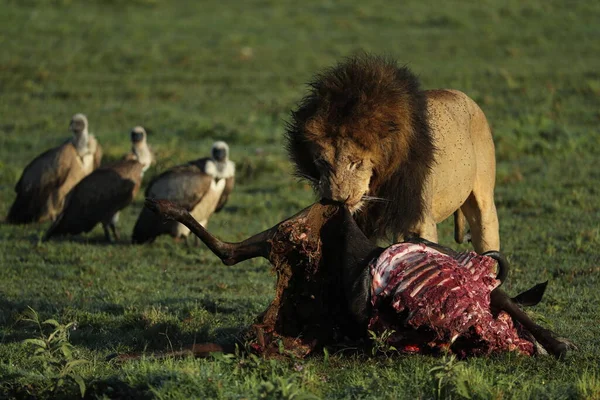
[0,375,154,400]
[85,377,154,400]
[1,295,246,354]
[1,226,136,247]
[40,234,135,246]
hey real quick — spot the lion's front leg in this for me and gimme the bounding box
[397,217,438,244]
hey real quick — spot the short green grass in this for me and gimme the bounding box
[1,0,599,398]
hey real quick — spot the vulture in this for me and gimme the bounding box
[6,113,103,224]
[43,126,153,242]
[131,141,235,244]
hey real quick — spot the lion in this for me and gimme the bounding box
[285,54,499,253]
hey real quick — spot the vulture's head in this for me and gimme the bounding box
[211,141,229,162]
[70,113,88,135]
[130,126,147,144]
[130,126,152,171]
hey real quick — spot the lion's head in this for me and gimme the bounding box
[286,54,434,238]
[306,138,374,211]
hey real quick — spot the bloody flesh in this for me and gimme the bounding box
[245,212,535,358]
[143,198,567,360]
[243,208,358,358]
[368,243,535,357]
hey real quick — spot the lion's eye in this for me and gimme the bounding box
[349,160,363,170]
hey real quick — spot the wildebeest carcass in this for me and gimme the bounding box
[143,198,572,359]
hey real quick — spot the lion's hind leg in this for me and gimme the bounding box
[453,209,472,244]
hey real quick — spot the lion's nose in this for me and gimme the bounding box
[329,193,351,203]
[319,177,353,203]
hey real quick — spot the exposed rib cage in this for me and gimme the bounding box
[369,243,535,357]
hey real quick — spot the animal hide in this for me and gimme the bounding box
[141,199,571,360]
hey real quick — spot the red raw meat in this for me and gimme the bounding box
[369,243,535,357]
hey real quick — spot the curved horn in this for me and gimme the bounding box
[145,198,275,265]
[482,250,509,283]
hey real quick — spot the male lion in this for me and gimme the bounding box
[285,54,499,253]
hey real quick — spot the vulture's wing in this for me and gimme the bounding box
[89,135,103,169]
[215,175,235,213]
[15,144,74,193]
[145,162,213,211]
[132,160,211,243]
[7,143,76,223]
[44,160,142,239]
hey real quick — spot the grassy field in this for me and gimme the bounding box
[0,0,599,398]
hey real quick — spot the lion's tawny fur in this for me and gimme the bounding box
[285,54,500,253]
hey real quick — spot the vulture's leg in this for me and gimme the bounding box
[110,224,120,241]
[102,223,113,243]
[109,213,120,241]
[490,289,569,359]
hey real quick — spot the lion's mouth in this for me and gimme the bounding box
[347,194,390,213]
[319,196,363,213]
[347,202,363,213]
[345,197,365,213]
[318,185,367,213]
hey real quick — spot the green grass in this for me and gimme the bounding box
[1,0,599,398]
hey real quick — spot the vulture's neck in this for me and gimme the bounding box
[207,158,234,180]
[72,130,90,157]
[132,141,152,172]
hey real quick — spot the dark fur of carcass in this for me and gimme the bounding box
[242,212,361,358]
[141,198,568,360]
[241,212,536,359]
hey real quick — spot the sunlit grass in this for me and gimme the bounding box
[0,0,599,398]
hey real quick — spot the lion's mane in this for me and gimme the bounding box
[285,54,436,239]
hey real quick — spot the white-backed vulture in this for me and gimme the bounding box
[131,141,235,244]
[124,126,156,166]
[6,113,103,224]
[43,126,153,242]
